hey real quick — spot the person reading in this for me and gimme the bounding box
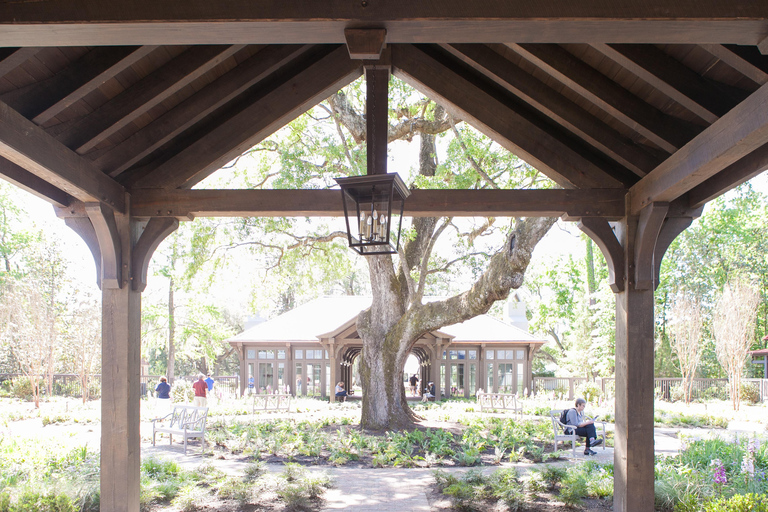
[564,397,602,456]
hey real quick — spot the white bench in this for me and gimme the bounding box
[152,405,208,455]
[252,393,291,413]
[550,409,606,456]
[477,392,523,419]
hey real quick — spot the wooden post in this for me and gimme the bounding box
[98,200,140,512]
[613,215,655,512]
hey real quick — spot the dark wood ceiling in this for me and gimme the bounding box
[0,2,767,221]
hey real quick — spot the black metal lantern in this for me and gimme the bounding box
[334,173,410,255]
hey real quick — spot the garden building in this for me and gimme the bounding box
[228,296,545,401]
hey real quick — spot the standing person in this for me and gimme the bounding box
[204,373,214,392]
[335,381,347,402]
[154,376,172,415]
[192,374,208,407]
[409,374,419,396]
[565,398,602,456]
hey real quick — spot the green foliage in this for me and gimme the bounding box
[740,383,760,404]
[170,380,195,403]
[703,493,768,512]
[575,381,603,403]
[9,378,33,401]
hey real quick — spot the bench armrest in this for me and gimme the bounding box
[151,412,173,424]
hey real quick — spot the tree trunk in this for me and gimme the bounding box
[167,277,176,384]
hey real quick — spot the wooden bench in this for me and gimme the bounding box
[252,393,291,413]
[550,409,606,456]
[477,391,523,419]
[152,405,208,455]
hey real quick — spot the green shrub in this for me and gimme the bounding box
[10,377,35,401]
[670,385,686,403]
[703,493,768,512]
[740,383,760,405]
[171,380,195,403]
[542,465,567,490]
[576,381,602,403]
[702,385,727,401]
[10,490,76,512]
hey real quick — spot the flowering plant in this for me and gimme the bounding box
[710,458,727,485]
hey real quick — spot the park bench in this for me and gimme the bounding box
[477,391,523,419]
[550,409,606,456]
[252,393,291,413]
[152,405,208,455]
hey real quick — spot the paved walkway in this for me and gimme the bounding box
[139,427,649,512]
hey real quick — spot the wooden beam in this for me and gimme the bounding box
[95,44,311,177]
[62,215,102,289]
[629,82,768,214]
[445,43,659,177]
[591,43,746,123]
[0,47,41,78]
[688,142,768,208]
[345,29,387,60]
[0,2,767,45]
[53,45,243,154]
[128,188,627,219]
[366,66,389,175]
[0,100,125,211]
[392,44,628,189]
[0,46,156,123]
[131,45,362,190]
[0,158,71,207]
[508,43,697,153]
[702,45,768,86]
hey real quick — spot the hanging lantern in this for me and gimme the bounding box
[334,173,410,255]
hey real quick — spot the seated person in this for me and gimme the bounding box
[565,397,603,456]
[335,381,347,402]
[422,382,436,401]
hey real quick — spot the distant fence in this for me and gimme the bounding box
[533,376,768,402]
[1,373,239,400]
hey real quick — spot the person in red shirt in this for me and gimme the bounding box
[192,374,208,407]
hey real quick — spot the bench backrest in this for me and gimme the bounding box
[169,405,209,431]
[550,410,570,435]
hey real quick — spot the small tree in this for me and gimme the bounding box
[668,293,702,404]
[64,299,101,403]
[713,280,760,411]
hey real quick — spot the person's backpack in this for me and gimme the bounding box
[559,408,574,428]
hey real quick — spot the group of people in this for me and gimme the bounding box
[154,373,215,409]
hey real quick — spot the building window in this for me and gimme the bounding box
[486,350,494,360]
[468,350,477,360]
[295,349,303,359]
[516,349,525,360]
[246,349,256,359]
[277,350,286,360]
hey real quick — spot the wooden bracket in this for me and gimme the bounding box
[652,202,704,289]
[345,28,387,60]
[63,215,102,290]
[633,202,668,290]
[85,202,122,289]
[131,217,179,292]
[577,217,625,292]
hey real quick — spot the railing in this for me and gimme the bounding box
[2,373,239,400]
[533,376,768,402]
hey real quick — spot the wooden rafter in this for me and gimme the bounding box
[590,43,747,123]
[0,101,125,211]
[701,45,768,86]
[392,44,629,189]
[0,158,71,207]
[128,188,627,220]
[629,82,768,214]
[443,43,659,177]
[130,45,362,190]
[51,45,244,154]
[0,47,41,78]
[0,46,156,123]
[0,1,766,45]
[95,44,312,177]
[507,43,698,153]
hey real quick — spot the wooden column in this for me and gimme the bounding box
[579,200,699,512]
[60,200,178,512]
